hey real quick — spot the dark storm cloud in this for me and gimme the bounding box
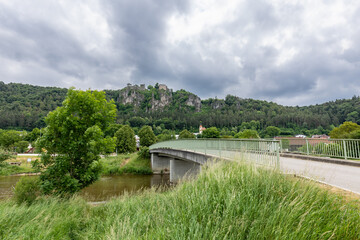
[102,0,189,83]
[0,0,360,105]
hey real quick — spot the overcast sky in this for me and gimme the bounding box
[0,0,359,106]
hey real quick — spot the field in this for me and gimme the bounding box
[0,161,359,239]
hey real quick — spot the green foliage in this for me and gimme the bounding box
[1,163,360,239]
[128,117,146,128]
[26,128,40,143]
[0,148,14,163]
[156,129,176,142]
[138,126,157,147]
[179,129,195,139]
[115,125,136,153]
[138,147,150,159]
[14,141,29,153]
[329,121,360,139]
[1,81,360,137]
[0,130,23,149]
[280,139,290,149]
[37,88,117,196]
[13,176,41,205]
[202,127,220,138]
[100,153,152,175]
[236,129,260,139]
[265,126,280,137]
[104,123,123,137]
[348,130,360,139]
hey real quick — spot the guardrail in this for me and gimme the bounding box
[150,139,280,168]
[278,138,360,160]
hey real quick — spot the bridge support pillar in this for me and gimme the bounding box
[151,153,170,173]
[170,159,201,183]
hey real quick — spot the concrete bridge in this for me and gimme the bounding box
[149,139,279,182]
[149,139,360,195]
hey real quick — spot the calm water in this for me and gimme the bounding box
[0,174,170,202]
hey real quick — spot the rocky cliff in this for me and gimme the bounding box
[117,84,201,112]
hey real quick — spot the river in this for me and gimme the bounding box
[0,174,170,202]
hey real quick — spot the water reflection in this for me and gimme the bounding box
[0,174,170,202]
[80,175,170,201]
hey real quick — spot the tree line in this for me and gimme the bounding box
[1,81,359,136]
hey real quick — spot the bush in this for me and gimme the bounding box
[138,147,150,159]
[13,176,41,205]
[0,148,15,163]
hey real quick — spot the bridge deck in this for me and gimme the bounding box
[280,157,360,195]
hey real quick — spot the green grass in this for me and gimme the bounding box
[0,162,35,176]
[100,153,152,175]
[0,155,40,176]
[1,161,360,239]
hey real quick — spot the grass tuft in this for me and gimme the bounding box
[0,162,360,239]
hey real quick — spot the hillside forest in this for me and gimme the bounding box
[0,81,359,138]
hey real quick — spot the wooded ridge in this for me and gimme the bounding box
[0,81,359,134]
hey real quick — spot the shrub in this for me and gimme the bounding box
[0,148,14,163]
[13,176,41,205]
[138,147,150,159]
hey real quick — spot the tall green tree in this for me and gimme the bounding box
[329,121,360,139]
[179,129,195,139]
[0,130,23,149]
[14,141,29,153]
[265,126,281,138]
[138,126,157,147]
[157,130,176,142]
[236,129,260,139]
[202,127,220,138]
[26,128,40,144]
[36,88,117,196]
[115,125,136,153]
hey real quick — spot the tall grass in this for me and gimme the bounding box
[100,153,152,175]
[1,162,360,239]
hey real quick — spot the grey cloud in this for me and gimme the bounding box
[0,0,360,106]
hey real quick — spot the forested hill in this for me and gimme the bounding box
[0,81,359,134]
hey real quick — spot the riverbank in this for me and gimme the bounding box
[100,153,152,175]
[0,153,152,177]
[1,162,360,239]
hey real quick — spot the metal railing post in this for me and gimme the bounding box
[276,141,280,169]
[343,140,348,160]
[306,139,310,155]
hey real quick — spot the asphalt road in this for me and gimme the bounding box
[280,157,360,194]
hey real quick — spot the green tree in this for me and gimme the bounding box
[179,129,195,139]
[36,88,117,196]
[25,128,41,144]
[202,127,220,138]
[157,130,176,142]
[104,123,123,137]
[115,125,136,153]
[0,148,14,163]
[329,121,360,139]
[236,129,260,139]
[14,141,29,153]
[265,126,281,138]
[138,126,157,147]
[0,130,23,149]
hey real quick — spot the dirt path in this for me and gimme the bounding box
[120,158,131,167]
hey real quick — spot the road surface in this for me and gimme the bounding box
[280,157,360,194]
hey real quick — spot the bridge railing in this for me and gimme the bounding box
[277,138,360,160]
[149,139,280,168]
